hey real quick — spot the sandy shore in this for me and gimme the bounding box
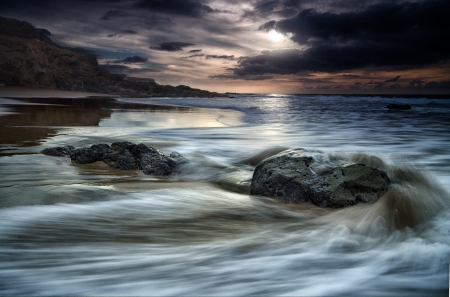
[0,85,116,99]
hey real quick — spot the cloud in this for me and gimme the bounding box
[117,55,149,63]
[205,55,235,60]
[409,80,450,89]
[189,49,202,53]
[150,42,195,51]
[385,76,400,83]
[210,74,274,80]
[134,0,216,17]
[181,54,205,58]
[107,30,138,38]
[217,0,450,79]
[100,64,161,73]
[100,10,129,20]
[119,29,138,34]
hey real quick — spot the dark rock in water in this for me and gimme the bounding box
[42,141,188,176]
[386,104,412,110]
[111,141,137,152]
[41,146,75,157]
[132,143,177,176]
[103,141,139,170]
[250,149,390,208]
[70,144,115,164]
[103,149,138,170]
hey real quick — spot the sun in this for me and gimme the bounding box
[268,30,284,42]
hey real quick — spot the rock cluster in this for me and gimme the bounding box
[41,142,188,176]
[250,149,390,208]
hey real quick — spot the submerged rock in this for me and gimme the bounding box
[42,142,188,176]
[250,149,390,208]
[41,146,75,157]
[386,104,412,110]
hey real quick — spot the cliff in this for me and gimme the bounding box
[0,17,225,98]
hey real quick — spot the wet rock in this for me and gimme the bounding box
[102,141,139,170]
[42,142,188,176]
[250,149,390,208]
[386,104,412,110]
[103,149,138,170]
[70,144,115,164]
[41,145,75,157]
[132,143,177,176]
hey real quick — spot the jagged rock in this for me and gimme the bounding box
[103,141,138,170]
[250,149,390,208]
[70,144,115,164]
[386,104,412,110]
[132,143,177,176]
[103,149,138,170]
[41,145,75,157]
[42,142,187,176]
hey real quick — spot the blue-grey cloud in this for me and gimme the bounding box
[134,0,215,17]
[150,42,195,51]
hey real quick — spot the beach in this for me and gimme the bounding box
[0,90,449,295]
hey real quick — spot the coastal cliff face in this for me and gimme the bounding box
[0,17,224,98]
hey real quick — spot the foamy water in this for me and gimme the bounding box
[0,95,449,295]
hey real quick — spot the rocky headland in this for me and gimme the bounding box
[0,16,225,98]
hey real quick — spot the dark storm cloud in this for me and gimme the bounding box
[219,0,450,80]
[385,76,401,83]
[150,42,196,51]
[100,10,129,21]
[205,55,235,60]
[117,55,149,63]
[120,29,138,34]
[189,49,202,53]
[181,54,205,58]
[134,0,216,17]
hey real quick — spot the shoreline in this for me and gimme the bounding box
[0,85,117,99]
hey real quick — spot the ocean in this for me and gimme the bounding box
[0,94,449,295]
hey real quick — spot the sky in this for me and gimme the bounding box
[1,0,450,94]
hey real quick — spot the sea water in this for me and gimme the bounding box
[0,95,449,295]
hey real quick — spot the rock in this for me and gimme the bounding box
[103,141,138,170]
[386,104,412,110]
[41,145,75,157]
[103,149,138,170]
[132,143,177,176]
[70,144,115,164]
[250,149,390,208]
[42,142,188,176]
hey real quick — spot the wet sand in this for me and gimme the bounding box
[0,85,116,99]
